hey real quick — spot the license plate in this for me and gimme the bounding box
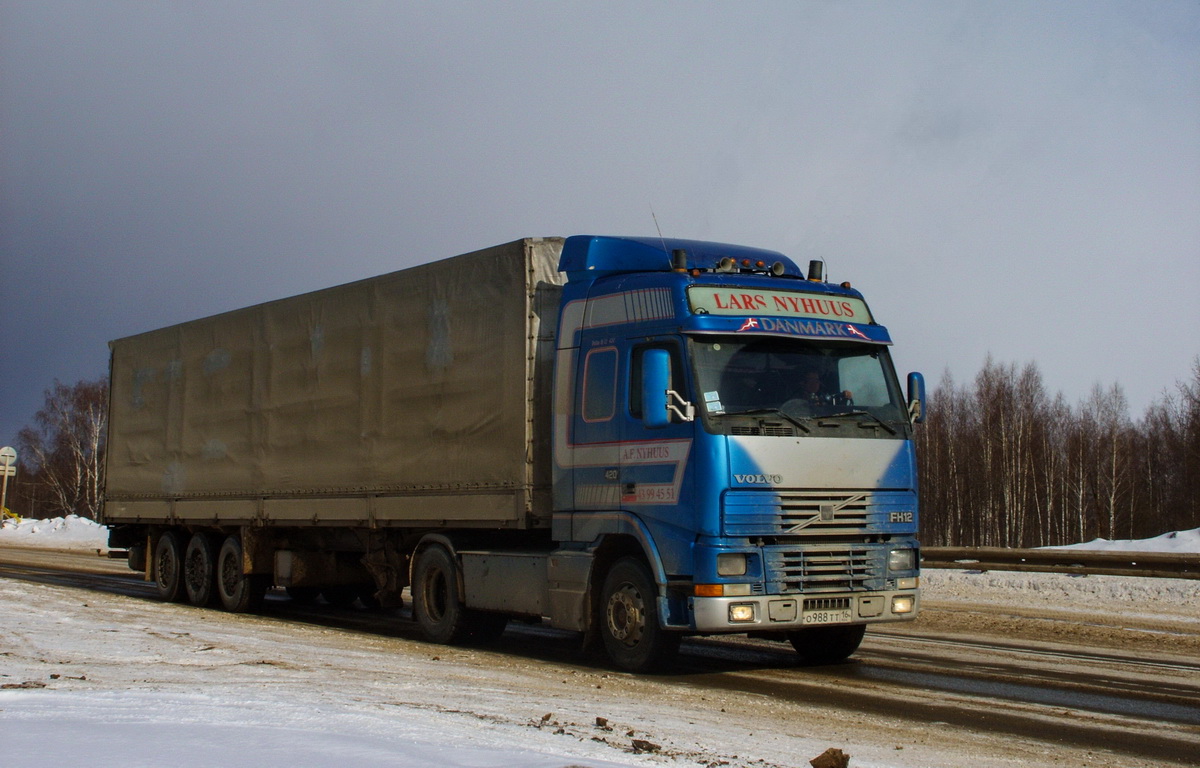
[802,608,853,625]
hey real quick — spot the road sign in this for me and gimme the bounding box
[0,446,15,476]
[0,446,14,521]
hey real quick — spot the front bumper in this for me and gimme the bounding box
[690,588,920,633]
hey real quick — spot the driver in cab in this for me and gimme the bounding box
[803,370,853,407]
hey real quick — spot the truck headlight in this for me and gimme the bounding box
[717,553,748,576]
[728,603,756,623]
[892,595,915,614]
[887,548,916,573]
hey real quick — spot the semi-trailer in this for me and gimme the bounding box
[102,235,925,671]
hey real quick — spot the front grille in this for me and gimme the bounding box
[722,489,916,537]
[778,491,869,533]
[766,546,881,594]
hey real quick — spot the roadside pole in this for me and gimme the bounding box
[0,446,16,523]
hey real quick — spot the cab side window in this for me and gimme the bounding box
[582,347,618,422]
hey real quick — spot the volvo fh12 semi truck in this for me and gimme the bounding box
[103,235,925,671]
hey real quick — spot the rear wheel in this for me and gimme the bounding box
[787,624,866,664]
[598,557,680,672]
[153,530,187,603]
[183,532,219,606]
[216,535,268,613]
[411,546,508,644]
[412,546,472,644]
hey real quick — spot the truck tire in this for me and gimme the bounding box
[412,545,473,644]
[599,557,680,673]
[411,546,508,645]
[216,535,268,613]
[787,624,866,664]
[153,530,187,603]
[183,532,219,606]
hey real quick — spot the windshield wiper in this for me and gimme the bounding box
[720,408,812,433]
[822,409,898,435]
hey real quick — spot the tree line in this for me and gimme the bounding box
[917,357,1200,547]
[5,378,108,521]
[5,360,1199,549]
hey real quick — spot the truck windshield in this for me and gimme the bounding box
[689,336,909,436]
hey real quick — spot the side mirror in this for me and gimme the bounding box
[642,349,695,428]
[642,349,673,429]
[906,372,926,424]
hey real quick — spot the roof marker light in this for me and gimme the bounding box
[672,249,688,273]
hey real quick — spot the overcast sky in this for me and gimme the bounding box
[2,1,1198,447]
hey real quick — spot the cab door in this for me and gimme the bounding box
[570,340,624,512]
[621,340,696,571]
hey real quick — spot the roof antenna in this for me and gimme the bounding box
[650,205,669,256]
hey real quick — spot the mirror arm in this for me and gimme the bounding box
[907,398,922,423]
[667,389,696,422]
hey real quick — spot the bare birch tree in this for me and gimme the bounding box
[14,378,109,519]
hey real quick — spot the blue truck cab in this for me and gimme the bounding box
[551,235,924,670]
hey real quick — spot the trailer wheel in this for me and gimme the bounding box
[153,530,187,603]
[183,532,220,606]
[787,624,866,664]
[599,557,680,672]
[216,535,267,613]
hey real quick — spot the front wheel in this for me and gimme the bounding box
[598,557,680,673]
[787,624,866,664]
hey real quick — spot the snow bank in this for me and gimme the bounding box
[0,514,110,551]
[921,569,1200,623]
[1045,527,1200,554]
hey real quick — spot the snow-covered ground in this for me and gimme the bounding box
[2,519,1198,768]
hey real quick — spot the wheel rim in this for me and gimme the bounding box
[606,581,645,647]
[220,548,241,596]
[185,548,205,590]
[156,543,176,585]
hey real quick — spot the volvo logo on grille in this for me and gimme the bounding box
[734,473,783,485]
